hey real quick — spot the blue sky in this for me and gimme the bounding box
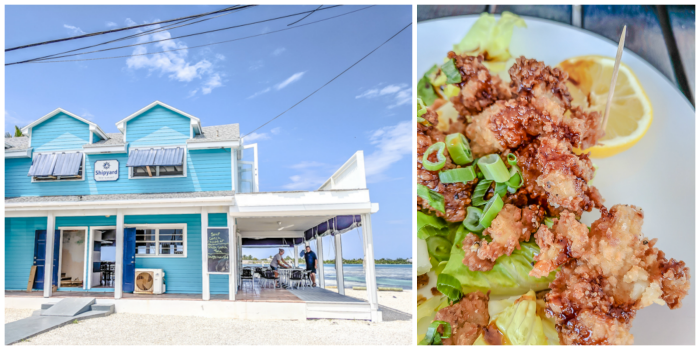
[5,5,412,260]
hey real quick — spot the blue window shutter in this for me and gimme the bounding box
[52,152,83,176]
[153,147,184,166]
[27,153,58,176]
[126,148,157,167]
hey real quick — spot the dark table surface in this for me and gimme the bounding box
[418,5,695,106]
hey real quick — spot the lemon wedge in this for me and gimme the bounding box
[558,55,653,158]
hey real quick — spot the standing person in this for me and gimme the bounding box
[270,248,292,287]
[304,245,318,287]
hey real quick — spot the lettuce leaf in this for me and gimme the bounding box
[473,290,559,345]
[453,11,526,64]
[438,226,555,297]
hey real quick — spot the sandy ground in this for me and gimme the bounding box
[339,289,412,315]
[6,308,411,345]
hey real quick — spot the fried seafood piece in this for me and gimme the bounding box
[462,205,544,271]
[543,205,691,345]
[448,52,511,116]
[530,211,589,278]
[417,109,477,222]
[516,136,603,216]
[434,291,490,345]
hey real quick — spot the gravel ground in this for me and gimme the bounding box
[6,310,411,345]
[341,289,412,314]
[5,309,34,324]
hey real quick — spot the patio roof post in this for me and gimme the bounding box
[361,213,381,322]
[316,234,325,288]
[43,211,55,298]
[334,233,345,295]
[114,210,124,299]
[201,207,210,301]
[294,245,299,268]
[228,215,236,300]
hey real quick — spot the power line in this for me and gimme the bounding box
[6,5,343,66]
[10,6,374,65]
[16,5,251,64]
[5,5,249,52]
[287,5,322,26]
[242,22,412,139]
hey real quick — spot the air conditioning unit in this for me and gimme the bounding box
[134,268,166,294]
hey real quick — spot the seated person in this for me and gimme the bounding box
[304,245,319,287]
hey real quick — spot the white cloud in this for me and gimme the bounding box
[64,24,85,35]
[243,132,269,143]
[275,72,305,90]
[270,127,281,135]
[282,161,336,190]
[388,88,411,109]
[106,21,117,27]
[356,83,412,110]
[364,120,412,182]
[215,53,226,61]
[81,110,94,120]
[272,47,286,56]
[125,18,137,26]
[124,19,225,96]
[247,87,271,99]
[248,60,264,71]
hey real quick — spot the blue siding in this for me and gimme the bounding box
[32,113,90,152]
[6,149,232,197]
[6,217,47,290]
[126,106,191,147]
[126,214,202,294]
[208,213,229,295]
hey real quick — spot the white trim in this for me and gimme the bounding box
[89,130,93,144]
[228,215,236,300]
[87,226,116,290]
[21,108,108,140]
[5,148,33,158]
[239,231,304,238]
[115,210,124,299]
[82,144,127,154]
[115,101,202,135]
[28,129,32,148]
[231,147,237,192]
[56,226,89,290]
[318,150,367,191]
[186,140,240,150]
[30,151,87,183]
[125,223,188,258]
[6,197,235,212]
[201,208,210,301]
[127,146,187,179]
[123,123,127,143]
[243,143,259,192]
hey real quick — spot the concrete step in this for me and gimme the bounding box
[40,298,95,317]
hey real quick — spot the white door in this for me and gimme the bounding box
[239,143,259,193]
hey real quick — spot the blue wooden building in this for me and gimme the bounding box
[5,101,382,321]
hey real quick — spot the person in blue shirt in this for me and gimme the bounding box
[304,245,318,287]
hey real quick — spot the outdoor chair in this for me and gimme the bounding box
[262,270,280,288]
[302,270,312,288]
[241,268,254,291]
[253,267,264,286]
[289,270,304,290]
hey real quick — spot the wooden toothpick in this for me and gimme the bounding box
[602,25,627,132]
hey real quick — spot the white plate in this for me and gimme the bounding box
[419,15,695,345]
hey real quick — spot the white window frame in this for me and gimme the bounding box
[56,226,90,290]
[30,151,86,183]
[127,223,188,258]
[128,146,187,180]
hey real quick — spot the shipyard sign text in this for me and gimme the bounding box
[94,160,119,181]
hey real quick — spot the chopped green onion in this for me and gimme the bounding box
[471,179,493,207]
[441,59,462,84]
[544,217,555,229]
[507,153,518,166]
[506,166,523,189]
[417,184,445,214]
[420,321,452,345]
[479,194,504,228]
[436,273,463,304]
[427,236,452,262]
[477,154,510,183]
[423,142,447,171]
[463,206,484,233]
[443,84,461,98]
[417,97,427,118]
[439,166,476,184]
[445,133,473,165]
[495,182,508,198]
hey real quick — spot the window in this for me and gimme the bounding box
[133,225,187,257]
[128,147,186,179]
[29,152,85,182]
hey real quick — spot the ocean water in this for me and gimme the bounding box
[243,264,412,290]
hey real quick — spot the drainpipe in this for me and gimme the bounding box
[334,233,345,295]
[43,212,55,298]
[114,210,124,299]
[201,207,210,301]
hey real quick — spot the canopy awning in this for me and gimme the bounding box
[126,147,184,167]
[242,237,303,247]
[28,152,82,177]
[304,215,362,241]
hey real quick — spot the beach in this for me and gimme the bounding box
[6,306,412,345]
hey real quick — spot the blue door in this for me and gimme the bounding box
[33,230,61,290]
[122,228,136,293]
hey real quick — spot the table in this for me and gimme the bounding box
[418,5,695,105]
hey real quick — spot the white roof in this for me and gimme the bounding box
[20,108,108,140]
[115,100,203,135]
